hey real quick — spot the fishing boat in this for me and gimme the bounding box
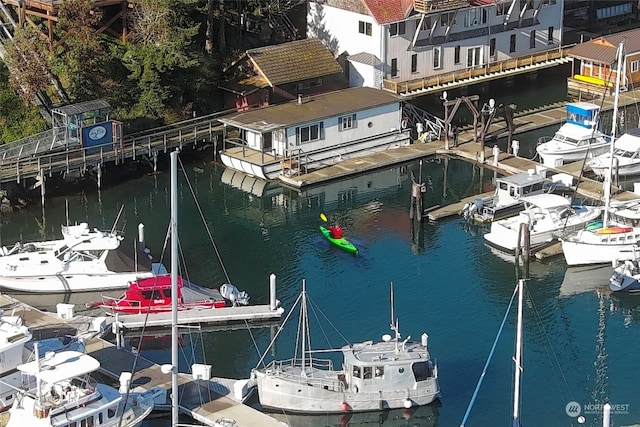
[560,42,640,266]
[459,169,569,224]
[7,349,159,427]
[89,274,249,314]
[0,220,164,293]
[252,281,440,413]
[320,225,359,255]
[587,128,640,177]
[535,101,610,165]
[483,193,602,253]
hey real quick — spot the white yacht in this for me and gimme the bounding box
[0,222,163,293]
[587,128,640,177]
[7,350,158,427]
[0,313,32,411]
[483,194,602,253]
[252,282,440,413]
[536,102,610,165]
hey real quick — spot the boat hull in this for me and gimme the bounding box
[0,270,159,293]
[610,270,640,292]
[320,226,358,255]
[254,370,439,413]
[561,230,640,266]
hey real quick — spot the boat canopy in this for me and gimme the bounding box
[18,351,100,384]
[520,194,571,210]
[566,102,600,129]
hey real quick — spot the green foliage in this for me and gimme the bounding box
[0,65,48,144]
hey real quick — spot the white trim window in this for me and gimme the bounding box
[339,114,357,131]
[389,22,406,37]
[632,60,639,73]
[433,46,442,69]
[358,21,372,36]
[296,123,324,145]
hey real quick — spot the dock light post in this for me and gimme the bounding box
[479,99,496,163]
[441,91,449,149]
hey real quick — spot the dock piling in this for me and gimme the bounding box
[269,274,277,310]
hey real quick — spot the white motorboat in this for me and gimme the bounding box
[0,313,32,411]
[0,222,164,293]
[610,255,640,292]
[7,349,158,427]
[536,102,610,165]
[252,281,440,413]
[560,42,640,266]
[483,193,602,253]
[587,128,640,177]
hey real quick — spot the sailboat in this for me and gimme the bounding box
[460,279,526,427]
[252,281,440,413]
[560,41,640,266]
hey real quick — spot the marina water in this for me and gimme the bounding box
[2,73,639,426]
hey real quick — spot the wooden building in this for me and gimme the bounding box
[219,38,348,111]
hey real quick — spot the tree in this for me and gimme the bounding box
[123,0,200,119]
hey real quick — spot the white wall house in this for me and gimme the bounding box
[308,0,564,88]
[218,87,411,180]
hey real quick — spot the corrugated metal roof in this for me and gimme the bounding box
[347,52,382,66]
[567,28,640,63]
[52,100,110,116]
[247,38,342,86]
[218,87,401,131]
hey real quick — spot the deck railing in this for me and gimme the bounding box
[383,47,570,95]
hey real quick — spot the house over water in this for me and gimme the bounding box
[217,86,410,180]
[307,0,564,93]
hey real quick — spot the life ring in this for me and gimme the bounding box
[401,118,408,129]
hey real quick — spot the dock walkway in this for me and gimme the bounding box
[0,294,286,427]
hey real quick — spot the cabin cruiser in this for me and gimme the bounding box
[483,194,602,253]
[0,222,164,293]
[536,102,610,165]
[587,128,640,177]
[7,350,159,427]
[610,256,640,292]
[252,283,440,413]
[460,170,572,224]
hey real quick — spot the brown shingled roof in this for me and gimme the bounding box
[247,38,343,86]
[567,28,640,64]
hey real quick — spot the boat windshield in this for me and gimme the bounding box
[613,148,637,158]
[553,133,580,145]
[54,245,70,259]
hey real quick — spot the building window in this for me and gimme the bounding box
[390,22,406,36]
[411,54,418,73]
[358,21,372,36]
[421,17,432,30]
[632,60,639,73]
[547,26,553,44]
[454,46,461,65]
[490,38,496,57]
[529,30,535,49]
[433,47,441,69]
[339,114,356,131]
[296,123,323,144]
[391,58,398,77]
[467,47,481,67]
[510,34,516,53]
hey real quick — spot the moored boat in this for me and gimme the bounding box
[320,225,359,255]
[90,274,249,314]
[610,256,640,292]
[252,281,440,413]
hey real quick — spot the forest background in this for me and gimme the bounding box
[0,0,305,143]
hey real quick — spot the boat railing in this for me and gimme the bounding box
[264,358,345,391]
[537,136,553,145]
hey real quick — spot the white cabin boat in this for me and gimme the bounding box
[484,194,602,253]
[587,128,640,177]
[0,223,163,293]
[536,102,609,165]
[7,350,157,427]
[459,170,571,224]
[252,282,440,413]
[0,313,32,411]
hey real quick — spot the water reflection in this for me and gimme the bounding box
[265,400,441,427]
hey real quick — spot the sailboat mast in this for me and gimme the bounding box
[604,41,625,227]
[301,279,307,373]
[170,150,179,427]
[512,279,524,426]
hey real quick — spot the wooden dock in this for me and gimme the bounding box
[0,294,287,427]
[114,304,285,329]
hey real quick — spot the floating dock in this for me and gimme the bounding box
[0,293,287,427]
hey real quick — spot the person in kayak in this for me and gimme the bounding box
[328,223,343,239]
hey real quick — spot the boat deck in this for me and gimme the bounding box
[0,294,286,427]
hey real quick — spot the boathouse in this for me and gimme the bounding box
[566,27,640,99]
[218,86,410,180]
[219,38,347,111]
[307,0,564,92]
